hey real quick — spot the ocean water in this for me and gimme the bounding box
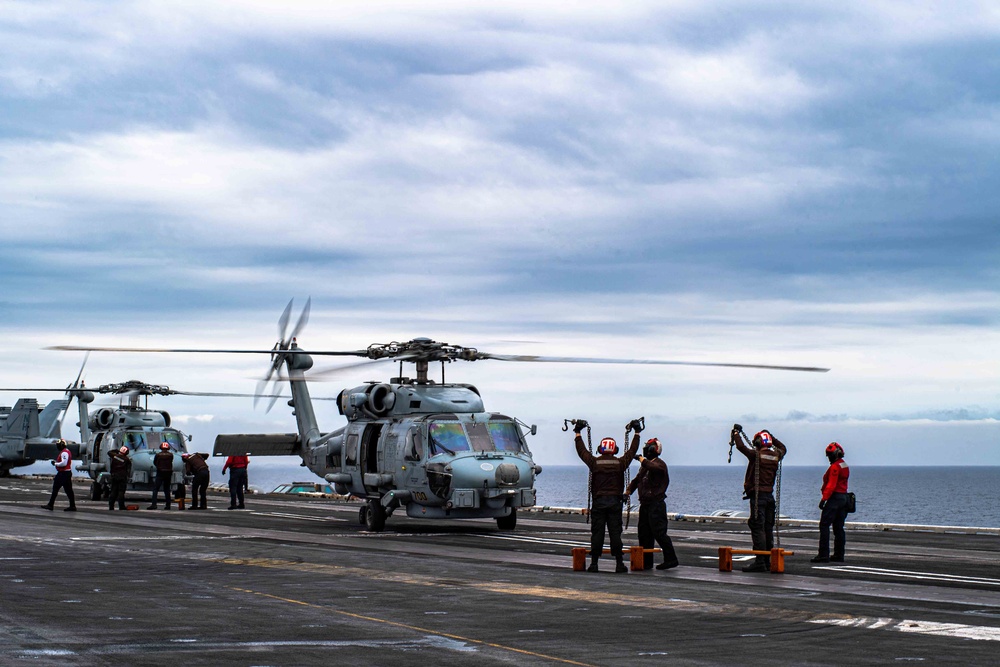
[228,460,1000,528]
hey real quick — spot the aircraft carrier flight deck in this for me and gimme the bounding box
[1,476,998,666]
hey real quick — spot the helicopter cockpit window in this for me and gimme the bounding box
[345,434,359,466]
[122,431,148,451]
[465,422,493,452]
[487,421,524,452]
[404,432,423,461]
[155,431,186,453]
[428,423,471,455]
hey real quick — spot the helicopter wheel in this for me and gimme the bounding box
[496,508,517,531]
[90,481,102,502]
[364,500,386,532]
[358,506,367,525]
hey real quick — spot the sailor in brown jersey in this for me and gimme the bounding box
[573,419,641,573]
[731,427,787,572]
[627,437,679,570]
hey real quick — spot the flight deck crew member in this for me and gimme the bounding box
[732,427,787,572]
[626,437,679,570]
[41,439,77,512]
[107,446,132,511]
[573,420,641,573]
[183,452,211,510]
[223,454,249,509]
[148,442,175,510]
[812,442,850,563]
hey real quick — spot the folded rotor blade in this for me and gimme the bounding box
[481,353,829,373]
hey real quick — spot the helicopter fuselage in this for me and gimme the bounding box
[215,352,540,530]
[80,406,191,498]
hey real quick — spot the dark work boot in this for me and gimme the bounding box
[587,560,599,573]
[656,560,679,570]
[810,555,830,563]
[64,506,76,512]
[41,504,53,511]
[615,561,629,574]
[742,560,769,573]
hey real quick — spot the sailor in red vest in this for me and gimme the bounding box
[811,442,850,563]
[41,439,77,512]
[222,454,249,509]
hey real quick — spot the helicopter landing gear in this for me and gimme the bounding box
[496,508,517,531]
[364,500,386,532]
[90,481,103,501]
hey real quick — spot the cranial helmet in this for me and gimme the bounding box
[119,446,129,455]
[825,442,844,460]
[754,431,773,448]
[597,437,618,455]
[160,442,170,450]
[643,437,662,457]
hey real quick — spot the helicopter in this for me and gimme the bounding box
[0,379,303,502]
[51,298,829,531]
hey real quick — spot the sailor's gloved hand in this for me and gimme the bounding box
[573,420,588,434]
[622,494,629,504]
[627,419,643,433]
[818,499,827,510]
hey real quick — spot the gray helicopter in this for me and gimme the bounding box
[0,379,296,502]
[52,299,829,531]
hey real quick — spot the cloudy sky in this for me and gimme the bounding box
[1,1,997,467]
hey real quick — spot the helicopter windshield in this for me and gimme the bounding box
[428,423,471,455]
[119,430,186,453]
[487,421,524,452]
[121,431,148,451]
[427,420,524,456]
[155,431,186,453]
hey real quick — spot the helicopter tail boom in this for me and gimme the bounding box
[213,433,301,457]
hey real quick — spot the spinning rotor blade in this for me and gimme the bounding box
[480,353,829,373]
[289,297,311,341]
[277,298,294,343]
[47,345,369,357]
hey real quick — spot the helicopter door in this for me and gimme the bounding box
[360,423,383,492]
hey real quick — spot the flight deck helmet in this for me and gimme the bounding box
[597,437,618,455]
[643,438,662,458]
[753,431,773,448]
[159,442,170,451]
[825,442,844,462]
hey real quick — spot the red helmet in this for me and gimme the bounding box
[119,446,129,455]
[160,442,170,450]
[644,438,662,456]
[597,437,618,455]
[754,431,773,447]
[826,442,844,457]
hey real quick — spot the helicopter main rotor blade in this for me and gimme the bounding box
[481,353,830,373]
[277,298,294,343]
[289,297,311,341]
[46,345,370,357]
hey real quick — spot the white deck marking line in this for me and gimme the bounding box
[477,534,590,548]
[809,617,1000,642]
[251,511,346,523]
[816,565,1000,586]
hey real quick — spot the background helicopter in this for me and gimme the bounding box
[0,378,305,501]
[53,298,829,531]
